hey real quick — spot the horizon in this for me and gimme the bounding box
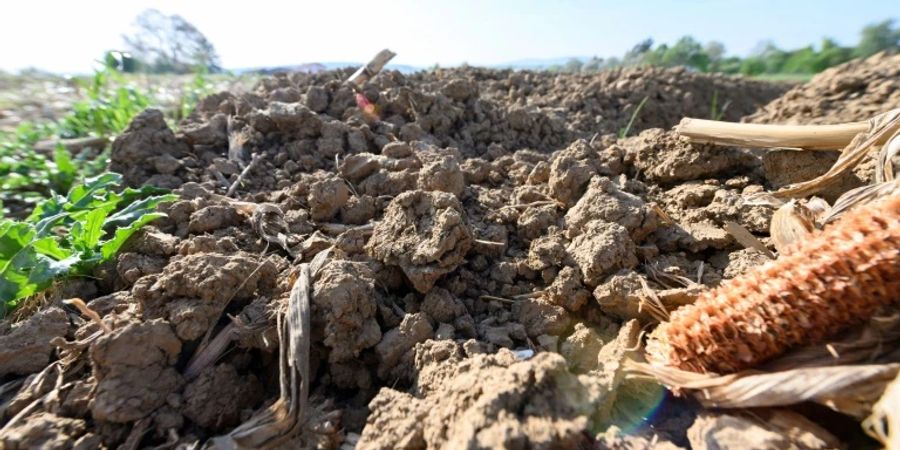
[0,0,896,75]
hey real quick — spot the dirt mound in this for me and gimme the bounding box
[746,52,900,125]
[745,52,900,201]
[0,65,852,448]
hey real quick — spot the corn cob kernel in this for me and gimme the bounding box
[646,194,900,374]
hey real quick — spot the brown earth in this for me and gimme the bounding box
[1,55,896,449]
[746,52,900,201]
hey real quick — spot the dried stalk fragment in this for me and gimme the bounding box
[676,117,870,150]
[346,49,396,90]
[646,194,900,374]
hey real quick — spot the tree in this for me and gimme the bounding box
[624,38,654,65]
[855,19,900,58]
[659,36,709,71]
[704,41,726,71]
[123,9,221,73]
[564,58,584,72]
[583,56,604,72]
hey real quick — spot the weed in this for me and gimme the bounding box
[0,62,154,216]
[0,173,175,316]
[709,90,731,121]
[59,61,151,138]
[618,96,649,139]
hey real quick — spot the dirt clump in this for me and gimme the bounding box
[312,259,382,387]
[565,176,659,241]
[133,251,278,341]
[367,190,473,293]
[624,128,756,184]
[358,349,596,450]
[110,109,191,188]
[89,319,182,422]
[0,306,69,376]
[567,220,638,286]
[182,364,264,430]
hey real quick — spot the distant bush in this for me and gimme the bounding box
[579,19,898,76]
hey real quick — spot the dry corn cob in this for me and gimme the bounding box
[646,194,900,374]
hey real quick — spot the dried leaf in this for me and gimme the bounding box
[688,410,841,450]
[769,201,815,253]
[208,250,331,449]
[724,221,775,259]
[628,360,899,418]
[864,371,900,450]
[250,203,298,258]
[876,127,900,183]
[822,179,900,225]
[762,312,900,371]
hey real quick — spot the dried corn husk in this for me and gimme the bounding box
[876,127,900,183]
[628,360,899,419]
[769,200,815,253]
[822,179,900,224]
[688,410,841,450]
[724,221,775,259]
[865,371,900,450]
[208,250,330,450]
[762,312,900,371]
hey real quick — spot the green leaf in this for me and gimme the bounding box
[32,237,72,260]
[100,212,166,261]
[67,172,121,210]
[80,206,111,249]
[0,221,36,271]
[103,193,177,229]
[54,145,76,175]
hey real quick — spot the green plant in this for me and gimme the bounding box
[59,61,151,138]
[0,173,175,316]
[1,62,153,217]
[709,91,730,121]
[618,96,649,139]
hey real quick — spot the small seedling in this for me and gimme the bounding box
[618,96,649,139]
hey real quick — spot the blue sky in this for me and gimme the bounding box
[0,0,895,73]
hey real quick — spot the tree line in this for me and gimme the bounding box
[559,19,899,75]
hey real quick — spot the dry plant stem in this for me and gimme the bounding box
[184,322,237,381]
[120,417,152,450]
[646,194,900,374]
[63,298,111,332]
[227,153,262,197]
[723,221,775,259]
[346,49,397,90]
[208,250,329,450]
[676,117,870,150]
